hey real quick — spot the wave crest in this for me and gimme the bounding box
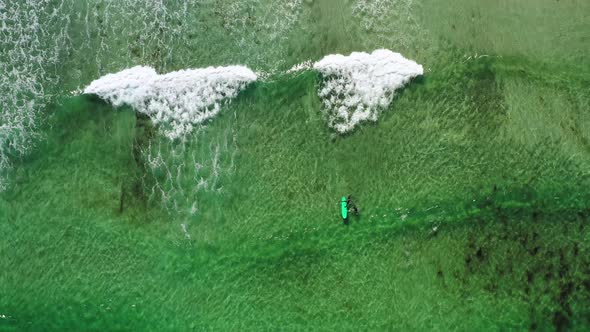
[84,65,257,139]
[314,49,423,133]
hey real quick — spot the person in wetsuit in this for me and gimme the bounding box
[347,195,359,216]
[341,195,359,225]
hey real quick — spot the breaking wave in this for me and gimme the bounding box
[314,49,423,133]
[84,66,257,139]
[84,49,423,138]
[79,50,422,215]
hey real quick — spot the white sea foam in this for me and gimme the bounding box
[84,65,257,139]
[313,49,423,133]
[0,0,72,191]
[286,60,313,73]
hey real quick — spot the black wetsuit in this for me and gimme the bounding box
[347,196,359,215]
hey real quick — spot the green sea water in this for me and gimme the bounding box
[1,0,590,330]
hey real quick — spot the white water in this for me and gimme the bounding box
[0,0,72,191]
[84,49,423,138]
[314,49,423,133]
[84,66,257,139]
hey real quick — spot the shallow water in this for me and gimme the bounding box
[1,0,590,330]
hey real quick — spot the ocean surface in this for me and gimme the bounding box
[1,0,590,330]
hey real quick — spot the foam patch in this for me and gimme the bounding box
[84,66,257,139]
[313,49,423,133]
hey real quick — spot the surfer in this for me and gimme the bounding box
[341,195,359,225]
[347,195,359,216]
